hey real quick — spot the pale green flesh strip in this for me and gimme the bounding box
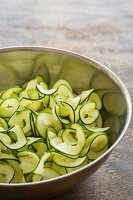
[50,124,86,156]
[34,152,51,175]
[17,151,40,173]
[53,153,86,168]
[37,83,57,95]
[0,125,27,149]
[0,163,14,183]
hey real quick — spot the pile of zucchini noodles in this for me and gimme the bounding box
[0,75,109,183]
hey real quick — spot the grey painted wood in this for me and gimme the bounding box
[0,0,133,199]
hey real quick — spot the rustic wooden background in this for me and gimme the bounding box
[0,0,133,199]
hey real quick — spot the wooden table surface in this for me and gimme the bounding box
[0,0,133,200]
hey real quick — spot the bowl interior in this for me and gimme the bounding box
[0,48,128,147]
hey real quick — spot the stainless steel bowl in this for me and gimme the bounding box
[0,47,132,199]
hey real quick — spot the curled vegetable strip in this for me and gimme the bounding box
[0,125,27,150]
[50,124,86,156]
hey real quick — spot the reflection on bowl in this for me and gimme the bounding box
[0,47,132,199]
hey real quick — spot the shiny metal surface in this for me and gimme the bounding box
[0,47,132,199]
